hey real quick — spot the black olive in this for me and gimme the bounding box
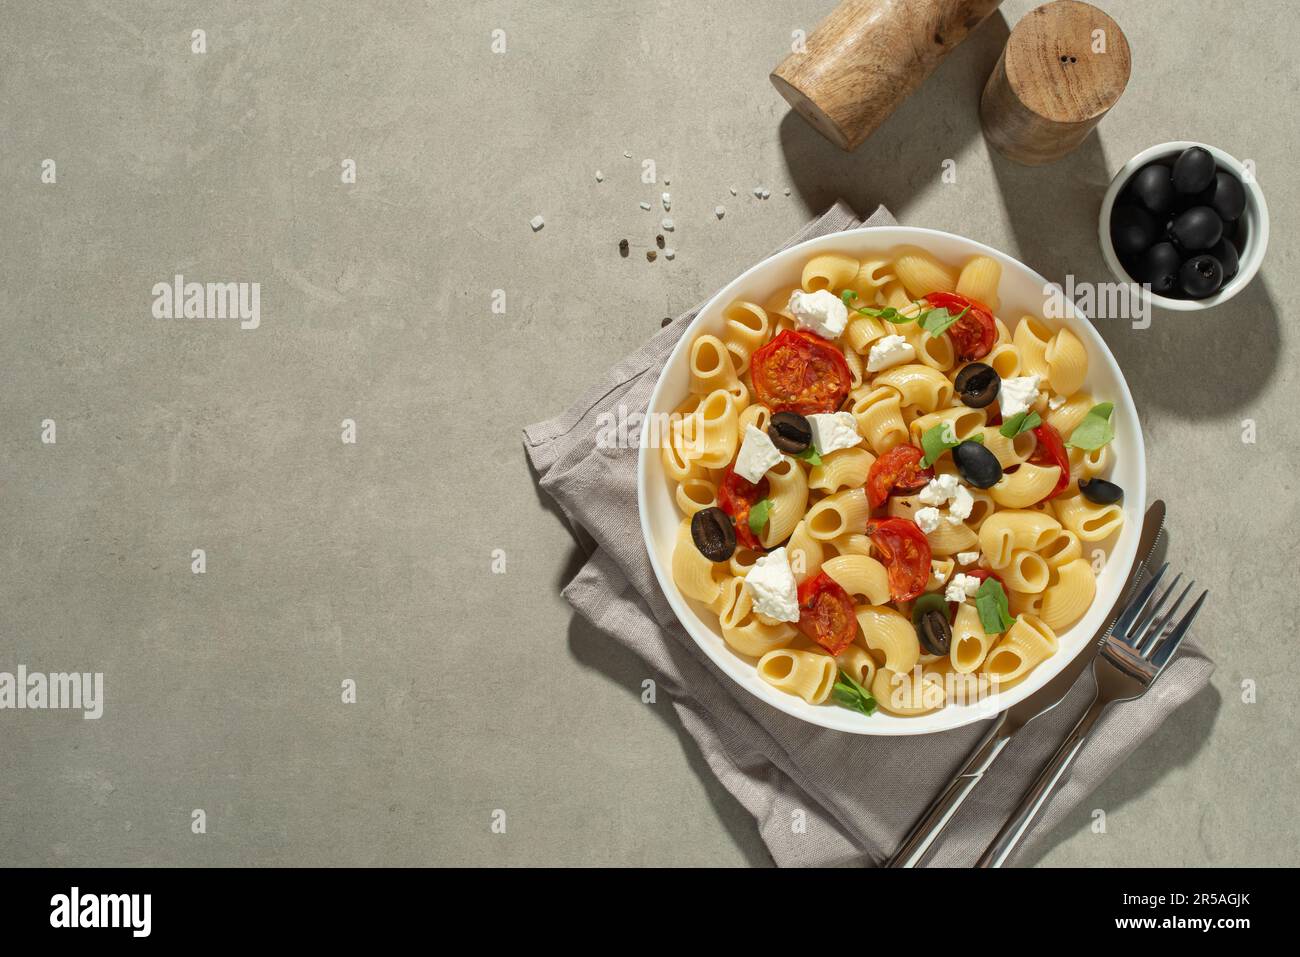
[1209,238,1239,282]
[1128,163,1176,215]
[1138,242,1182,295]
[1110,204,1156,258]
[768,411,812,454]
[1172,146,1216,194]
[690,507,737,562]
[952,440,1002,489]
[1170,206,1223,251]
[1180,254,1224,298]
[1205,170,1246,222]
[1079,478,1123,505]
[953,362,1000,408]
[918,609,952,656]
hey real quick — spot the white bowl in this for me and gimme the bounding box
[638,227,1146,735]
[1099,141,1269,311]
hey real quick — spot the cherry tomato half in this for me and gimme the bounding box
[717,466,770,550]
[750,329,853,417]
[795,572,858,656]
[924,292,996,361]
[865,517,932,602]
[866,444,934,508]
[1028,422,1070,500]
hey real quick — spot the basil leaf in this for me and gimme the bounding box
[974,577,1014,635]
[999,410,1042,439]
[920,422,961,467]
[748,498,772,538]
[794,446,822,466]
[911,592,950,625]
[841,289,859,306]
[831,667,878,717]
[920,304,969,337]
[1066,402,1115,451]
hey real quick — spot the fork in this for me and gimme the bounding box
[973,563,1208,868]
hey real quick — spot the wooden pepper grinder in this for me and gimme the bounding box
[771,0,1005,152]
[980,0,1131,165]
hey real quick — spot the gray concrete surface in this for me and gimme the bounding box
[1,0,1295,867]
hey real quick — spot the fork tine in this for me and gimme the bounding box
[1138,579,1196,658]
[1110,563,1169,645]
[1151,589,1208,671]
[1129,572,1182,648]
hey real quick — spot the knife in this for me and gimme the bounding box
[885,499,1166,868]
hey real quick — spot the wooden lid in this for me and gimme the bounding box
[1005,0,1131,123]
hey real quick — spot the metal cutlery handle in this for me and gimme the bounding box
[887,714,1010,867]
[974,694,1107,868]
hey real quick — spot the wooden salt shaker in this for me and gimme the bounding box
[980,0,1131,165]
[771,0,1005,152]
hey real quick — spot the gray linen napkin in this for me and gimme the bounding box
[523,201,1214,867]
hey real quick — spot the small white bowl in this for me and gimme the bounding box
[1099,141,1269,311]
[638,227,1146,736]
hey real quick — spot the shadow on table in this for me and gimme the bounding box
[567,614,775,867]
[778,11,1011,220]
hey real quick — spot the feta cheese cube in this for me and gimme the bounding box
[806,412,860,455]
[945,572,981,603]
[1048,393,1067,411]
[947,485,974,523]
[744,547,799,622]
[930,560,949,584]
[867,334,916,372]
[998,374,1041,418]
[915,506,942,534]
[734,425,782,483]
[956,551,980,566]
[787,289,849,340]
[918,473,959,506]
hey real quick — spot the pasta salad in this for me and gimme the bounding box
[666,247,1125,717]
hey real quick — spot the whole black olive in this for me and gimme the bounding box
[1172,146,1216,194]
[953,362,1000,408]
[1110,204,1157,258]
[1205,170,1246,222]
[918,609,952,656]
[1079,478,1123,505]
[691,507,737,562]
[1170,206,1223,251]
[1179,254,1224,298]
[1128,163,1176,215]
[1209,238,1239,282]
[1138,242,1182,295]
[768,411,812,454]
[952,440,1002,489]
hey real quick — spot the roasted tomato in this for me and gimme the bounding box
[750,329,853,416]
[1028,422,1070,500]
[866,444,934,507]
[795,572,858,656]
[717,465,770,550]
[865,517,932,602]
[924,292,996,361]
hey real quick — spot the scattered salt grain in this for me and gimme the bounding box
[639,201,652,210]
[729,186,738,196]
[664,248,676,260]
[623,150,632,158]
[664,177,671,185]
[595,170,604,182]
[752,187,763,198]
[661,217,674,231]
[662,192,671,210]
[783,187,791,196]
[761,189,771,199]
[715,205,725,219]
[529,215,544,231]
